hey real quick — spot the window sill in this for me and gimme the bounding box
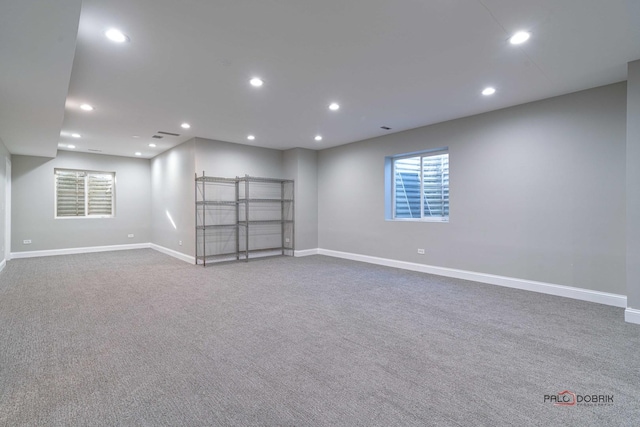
[55,216,115,220]
[387,217,449,223]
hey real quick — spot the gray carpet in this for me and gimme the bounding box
[0,249,638,426]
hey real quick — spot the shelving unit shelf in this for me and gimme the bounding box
[195,173,294,266]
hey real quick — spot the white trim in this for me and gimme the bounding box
[317,249,627,308]
[5,157,11,261]
[0,258,5,273]
[11,243,150,259]
[295,248,319,257]
[625,308,640,325]
[8,242,196,265]
[149,243,195,264]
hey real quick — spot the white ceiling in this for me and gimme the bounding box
[1,0,639,159]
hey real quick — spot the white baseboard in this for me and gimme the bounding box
[8,242,195,265]
[318,249,627,308]
[5,243,631,312]
[625,308,640,325]
[11,243,151,259]
[149,243,195,264]
[295,248,319,257]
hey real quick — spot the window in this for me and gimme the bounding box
[55,169,115,218]
[390,150,449,221]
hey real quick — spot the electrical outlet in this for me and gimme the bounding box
[23,239,32,245]
[417,248,425,255]
[179,240,183,246]
[127,234,134,238]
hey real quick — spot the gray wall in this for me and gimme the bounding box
[11,151,151,252]
[150,137,287,257]
[150,139,196,256]
[0,137,9,262]
[283,148,318,250]
[194,137,285,179]
[318,83,627,295]
[628,60,640,309]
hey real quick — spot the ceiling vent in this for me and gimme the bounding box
[157,131,180,136]
[152,135,163,139]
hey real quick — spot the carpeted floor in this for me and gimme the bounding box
[0,249,638,426]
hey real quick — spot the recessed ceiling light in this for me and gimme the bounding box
[181,123,191,129]
[250,77,264,87]
[509,31,530,45]
[71,133,81,138]
[329,103,340,111]
[247,135,256,140]
[314,135,323,141]
[148,143,157,147]
[135,152,142,156]
[80,104,94,111]
[67,144,76,149]
[105,28,128,43]
[482,87,496,96]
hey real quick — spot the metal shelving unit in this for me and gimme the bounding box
[195,173,294,266]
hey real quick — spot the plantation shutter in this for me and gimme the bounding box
[56,170,86,217]
[392,151,449,220]
[394,156,421,218]
[422,153,449,218]
[55,169,114,217]
[87,173,113,215]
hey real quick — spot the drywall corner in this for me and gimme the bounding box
[283,148,318,250]
[150,138,196,256]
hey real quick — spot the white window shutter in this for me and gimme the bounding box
[55,169,115,218]
[392,151,449,220]
[87,173,114,216]
[56,170,86,217]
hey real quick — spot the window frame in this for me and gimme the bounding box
[54,168,116,219]
[388,148,449,223]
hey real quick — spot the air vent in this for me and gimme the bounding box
[157,131,180,136]
[88,149,102,152]
[381,126,392,130]
[152,135,163,139]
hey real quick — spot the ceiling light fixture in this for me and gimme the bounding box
[80,104,94,111]
[314,135,323,141]
[135,152,142,156]
[181,123,191,129]
[71,133,81,138]
[67,144,76,149]
[482,87,496,96]
[148,143,157,147]
[329,103,340,111]
[250,77,264,87]
[509,31,530,45]
[247,135,256,140]
[105,28,128,43]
